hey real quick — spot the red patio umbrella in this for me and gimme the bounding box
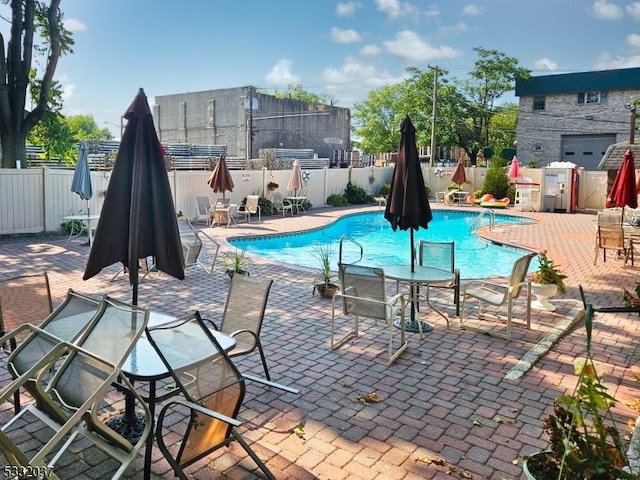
[608,148,637,211]
[508,156,521,182]
[451,159,466,188]
[207,154,234,200]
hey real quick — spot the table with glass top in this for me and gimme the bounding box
[383,264,454,333]
[114,311,236,480]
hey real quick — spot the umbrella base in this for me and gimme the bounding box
[105,411,147,445]
[394,318,433,333]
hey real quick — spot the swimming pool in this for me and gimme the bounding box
[229,210,536,279]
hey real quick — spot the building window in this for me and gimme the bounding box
[578,91,608,104]
[533,95,545,111]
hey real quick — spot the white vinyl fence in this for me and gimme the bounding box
[0,165,610,236]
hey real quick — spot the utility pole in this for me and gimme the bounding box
[428,65,440,167]
[630,103,636,145]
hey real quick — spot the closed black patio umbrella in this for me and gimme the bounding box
[384,115,433,332]
[384,115,432,272]
[83,88,184,305]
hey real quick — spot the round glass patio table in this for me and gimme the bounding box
[382,265,454,333]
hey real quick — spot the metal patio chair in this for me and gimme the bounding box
[460,252,535,340]
[331,263,407,365]
[146,312,276,480]
[0,298,151,479]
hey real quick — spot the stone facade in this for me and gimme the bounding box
[516,69,640,170]
[153,86,350,161]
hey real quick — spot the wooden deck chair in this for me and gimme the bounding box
[460,253,535,340]
[3,289,102,419]
[331,263,407,365]
[238,195,261,223]
[0,298,151,480]
[146,312,276,480]
[0,272,53,413]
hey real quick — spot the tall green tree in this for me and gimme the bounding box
[0,0,74,168]
[453,47,529,164]
[352,83,408,154]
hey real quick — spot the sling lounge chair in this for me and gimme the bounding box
[0,298,151,480]
[331,263,407,365]
[460,253,535,340]
[146,312,276,480]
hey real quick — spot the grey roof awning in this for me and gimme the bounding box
[598,141,640,170]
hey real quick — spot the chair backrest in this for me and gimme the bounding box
[509,253,536,298]
[245,195,260,213]
[338,263,389,320]
[146,312,245,465]
[48,298,149,410]
[196,196,211,215]
[0,272,52,345]
[418,240,455,273]
[8,289,103,379]
[598,209,623,227]
[177,217,195,232]
[181,230,203,267]
[271,192,283,208]
[220,274,273,350]
[598,226,624,249]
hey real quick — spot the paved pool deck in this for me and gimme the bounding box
[0,204,639,479]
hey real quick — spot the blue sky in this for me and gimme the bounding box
[5,1,640,137]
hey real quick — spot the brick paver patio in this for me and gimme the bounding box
[0,204,638,479]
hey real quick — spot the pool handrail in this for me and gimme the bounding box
[339,235,363,265]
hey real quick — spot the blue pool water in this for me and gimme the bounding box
[229,210,536,279]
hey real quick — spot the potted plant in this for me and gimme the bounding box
[267,181,279,191]
[529,251,567,311]
[523,307,638,479]
[312,244,339,299]
[223,249,249,279]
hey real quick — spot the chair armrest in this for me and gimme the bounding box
[158,398,242,429]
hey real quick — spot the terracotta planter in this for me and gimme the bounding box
[531,283,558,311]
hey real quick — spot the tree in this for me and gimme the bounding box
[352,83,408,154]
[272,83,336,105]
[0,0,74,168]
[453,47,530,165]
[28,113,112,164]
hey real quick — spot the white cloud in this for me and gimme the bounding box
[361,44,381,56]
[589,0,623,20]
[595,51,640,69]
[375,0,419,19]
[534,58,558,71]
[626,2,640,20]
[321,57,408,107]
[265,59,300,86]
[439,22,469,34]
[330,27,361,43]
[628,33,640,49]
[383,30,461,63]
[64,18,86,32]
[336,2,361,16]
[462,4,483,15]
[424,5,440,17]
